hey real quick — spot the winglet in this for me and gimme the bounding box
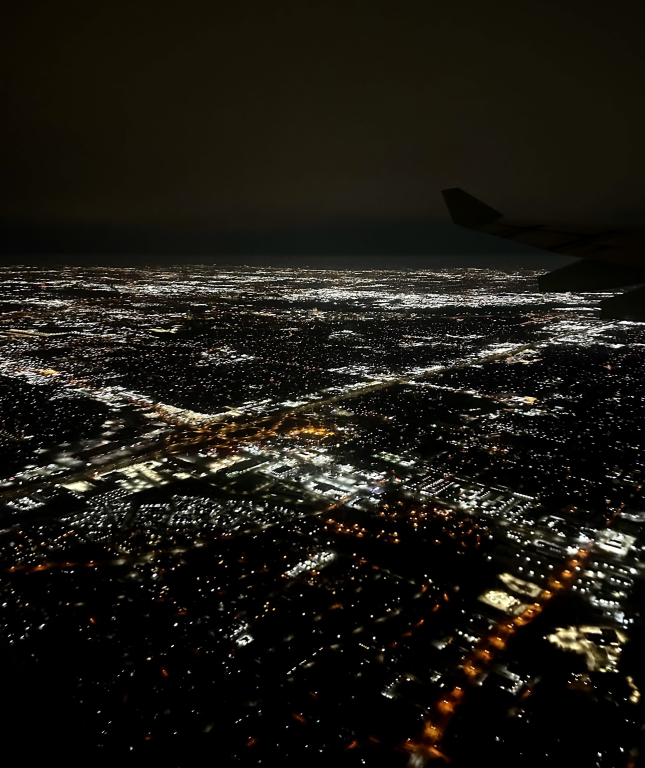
[441,188,503,229]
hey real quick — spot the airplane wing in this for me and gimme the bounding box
[441,188,645,320]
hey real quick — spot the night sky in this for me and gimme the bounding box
[2,0,644,263]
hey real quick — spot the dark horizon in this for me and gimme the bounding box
[3,0,644,264]
[0,214,575,270]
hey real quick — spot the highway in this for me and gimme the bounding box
[0,339,547,509]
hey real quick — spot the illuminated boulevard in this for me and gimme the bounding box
[404,549,590,764]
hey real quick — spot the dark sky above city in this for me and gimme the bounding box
[1,0,644,263]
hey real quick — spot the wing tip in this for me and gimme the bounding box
[441,188,503,229]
